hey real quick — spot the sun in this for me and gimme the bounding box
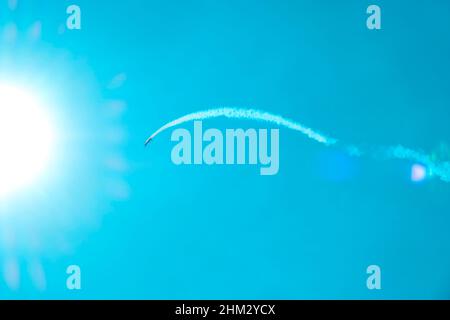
[0,83,55,198]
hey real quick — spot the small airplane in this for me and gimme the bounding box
[144,137,154,146]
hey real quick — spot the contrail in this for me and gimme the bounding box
[382,145,450,182]
[145,107,337,146]
[145,107,450,182]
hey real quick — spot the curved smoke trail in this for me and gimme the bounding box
[382,145,450,182]
[145,107,337,146]
[145,107,450,182]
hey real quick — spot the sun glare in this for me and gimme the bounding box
[0,83,55,198]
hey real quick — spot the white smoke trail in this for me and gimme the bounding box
[145,107,450,182]
[382,145,450,182]
[145,107,337,146]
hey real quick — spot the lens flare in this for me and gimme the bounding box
[411,164,427,182]
[0,84,54,197]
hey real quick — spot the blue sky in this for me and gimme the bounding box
[0,0,450,299]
